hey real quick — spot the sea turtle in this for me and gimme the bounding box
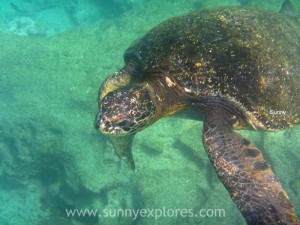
[95,2,300,225]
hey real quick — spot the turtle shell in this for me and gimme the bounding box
[123,7,300,130]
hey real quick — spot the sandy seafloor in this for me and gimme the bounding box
[0,0,299,224]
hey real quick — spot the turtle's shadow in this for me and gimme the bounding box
[172,140,219,189]
[139,143,163,157]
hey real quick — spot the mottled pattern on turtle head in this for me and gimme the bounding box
[95,85,156,135]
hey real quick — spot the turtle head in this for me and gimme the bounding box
[95,85,156,135]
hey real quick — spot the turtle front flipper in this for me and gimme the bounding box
[99,63,140,101]
[109,134,136,170]
[203,109,299,225]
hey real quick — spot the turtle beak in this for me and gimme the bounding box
[95,113,125,135]
[95,113,109,134]
[95,113,108,133]
[95,113,102,130]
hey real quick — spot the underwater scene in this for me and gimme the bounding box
[0,0,300,224]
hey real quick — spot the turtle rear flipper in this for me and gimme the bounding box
[203,109,299,225]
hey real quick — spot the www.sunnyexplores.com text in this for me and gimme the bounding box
[66,207,226,220]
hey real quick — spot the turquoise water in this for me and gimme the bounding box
[0,0,299,225]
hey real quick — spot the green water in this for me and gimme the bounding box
[0,0,299,224]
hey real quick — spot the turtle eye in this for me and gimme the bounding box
[114,120,130,127]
